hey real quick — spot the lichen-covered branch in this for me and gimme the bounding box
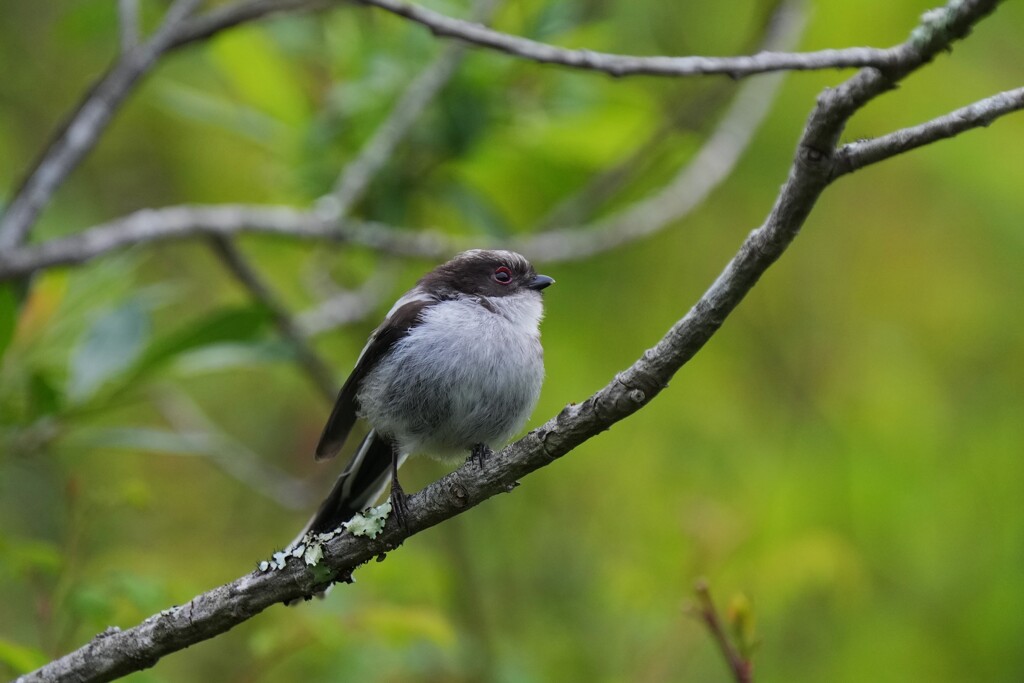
[14,2,1005,681]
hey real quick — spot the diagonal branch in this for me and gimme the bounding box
[692,580,753,683]
[0,0,202,250]
[207,236,339,401]
[833,86,1024,177]
[0,0,336,252]
[355,0,898,78]
[13,2,1005,681]
[327,0,504,217]
[0,0,804,280]
[531,0,800,233]
[511,0,805,262]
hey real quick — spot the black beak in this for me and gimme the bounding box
[527,274,555,291]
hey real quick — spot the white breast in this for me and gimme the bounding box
[357,292,545,460]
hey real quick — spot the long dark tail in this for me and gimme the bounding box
[298,430,404,540]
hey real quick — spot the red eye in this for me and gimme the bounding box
[493,266,513,284]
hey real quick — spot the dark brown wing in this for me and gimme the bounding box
[313,297,432,461]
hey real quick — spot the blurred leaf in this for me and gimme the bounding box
[523,0,582,40]
[0,536,63,578]
[134,305,272,379]
[28,372,62,418]
[155,83,289,148]
[0,638,47,675]
[113,573,169,613]
[0,285,15,362]
[67,585,115,624]
[208,27,310,127]
[68,299,150,402]
[362,605,457,648]
[172,339,294,374]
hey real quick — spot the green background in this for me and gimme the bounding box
[1,0,1022,681]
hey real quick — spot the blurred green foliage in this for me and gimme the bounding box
[1,0,1023,681]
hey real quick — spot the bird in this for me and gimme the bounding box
[299,249,554,539]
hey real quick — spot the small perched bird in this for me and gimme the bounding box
[301,249,554,537]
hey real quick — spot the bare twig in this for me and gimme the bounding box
[13,2,1005,681]
[511,0,806,262]
[532,2,792,232]
[833,86,1024,177]
[0,0,798,283]
[355,0,898,79]
[207,236,339,401]
[5,1,1016,282]
[2,61,1019,284]
[692,580,752,683]
[0,205,456,281]
[0,0,202,250]
[327,0,504,217]
[0,0,340,252]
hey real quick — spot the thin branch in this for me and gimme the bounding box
[0,0,202,250]
[692,580,752,683]
[532,1,793,232]
[117,0,141,53]
[0,0,801,280]
[0,0,341,252]
[0,205,456,281]
[13,2,1004,681]
[511,0,806,262]
[4,74,1021,283]
[355,0,898,78]
[327,0,504,217]
[833,86,1024,177]
[207,236,339,402]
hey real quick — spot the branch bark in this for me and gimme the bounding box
[833,86,1024,177]
[355,0,900,78]
[2,75,1017,283]
[13,2,1005,681]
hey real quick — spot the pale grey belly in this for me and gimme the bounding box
[357,324,543,459]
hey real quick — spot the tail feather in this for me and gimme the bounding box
[295,430,404,542]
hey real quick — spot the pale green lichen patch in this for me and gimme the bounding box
[343,499,392,539]
[303,541,324,566]
[259,501,391,573]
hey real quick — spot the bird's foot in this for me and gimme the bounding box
[470,443,494,469]
[388,481,410,534]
